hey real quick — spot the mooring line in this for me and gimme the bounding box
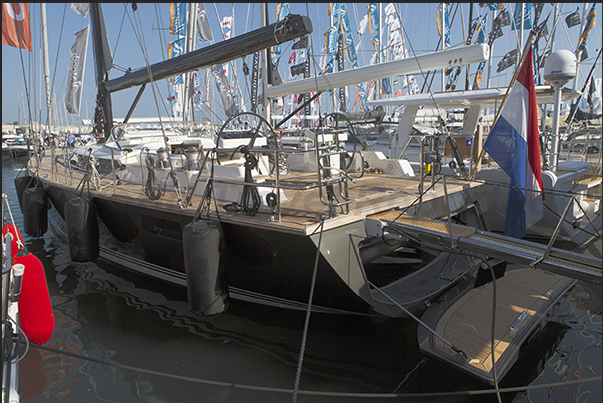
[29,343,601,399]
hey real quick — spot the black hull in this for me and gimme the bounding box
[44,182,373,315]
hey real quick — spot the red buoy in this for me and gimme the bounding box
[3,223,23,258]
[13,251,54,344]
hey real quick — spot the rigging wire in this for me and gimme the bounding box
[292,216,324,403]
[112,6,127,59]
[122,4,172,119]
[131,4,184,207]
[153,3,170,97]
[46,3,67,126]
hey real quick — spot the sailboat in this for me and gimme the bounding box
[355,3,602,246]
[19,3,601,386]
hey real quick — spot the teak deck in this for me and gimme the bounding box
[34,155,478,235]
[420,268,576,384]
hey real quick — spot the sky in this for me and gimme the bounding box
[2,3,601,126]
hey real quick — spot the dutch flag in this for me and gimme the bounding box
[483,46,544,238]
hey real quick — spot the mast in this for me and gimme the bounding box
[441,3,446,92]
[466,3,474,90]
[518,3,525,66]
[89,3,113,140]
[573,3,589,91]
[183,3,197,121]
[40,3,52,130]
[486,6,495,89]
[260,3,270,122]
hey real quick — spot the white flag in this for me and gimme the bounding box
[358,14,368,36]
[71,3,90,18]
[385,3,396,17]
[221,16,232,29]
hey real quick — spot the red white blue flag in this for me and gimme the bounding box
[483,46,543,238]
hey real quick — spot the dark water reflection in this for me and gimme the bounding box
[3,156,601,403]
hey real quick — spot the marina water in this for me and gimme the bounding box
[3,155,601,403]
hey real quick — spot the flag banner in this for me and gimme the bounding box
[276,2,289,21]
[383,3,418,96]
[536,18,549,37]
[358,14,368,36]
[473,61,485,89]
[192,70,205,110]
[483,46,543,238]
[71,3,90,18]
[221,16,232,30]
[586,77,599,112]
[65,26,89,115]
[369,51,379,65]
[388,29,403,49]
[340,3,351,34]
[565,8,580,28]
[273,3,289,57]
[331,3,342,24]
[437,4,451,49]
[388,16,401,34]
[533,3,543,25]
[336,3,352,34]
[475,14,488,44]
[497,48,517,72]
[92,4,113,77]
[288,51,297,65]
[370,35,379,51]
[368,3,379,34]
[491,23,504,41]
[290,62,306,77]
[512,2,532,30]
[292,36,308,49]
[168,37,186,84]
[170,3,187,36]
[325,27,338,56]
[384,3,396,18]
[2,3,32,51]
[497,9,511,27]
[408,75,420,95]
[196,3,213,42]
[212,65,238,117]
[168,84,184,117]
[224,30,231,40]
[319,55,333,73]
[576,4,596,55]
[366,80,375,100]
[320,56,334,93]
[344,34,358,66]
[481,3,504,11]
[273,97,284,111]
[382,77,392,95]
[212,64,238,117]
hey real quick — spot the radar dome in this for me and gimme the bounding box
[543,50,576,86]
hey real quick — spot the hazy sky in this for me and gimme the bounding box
[2,3,600,126]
